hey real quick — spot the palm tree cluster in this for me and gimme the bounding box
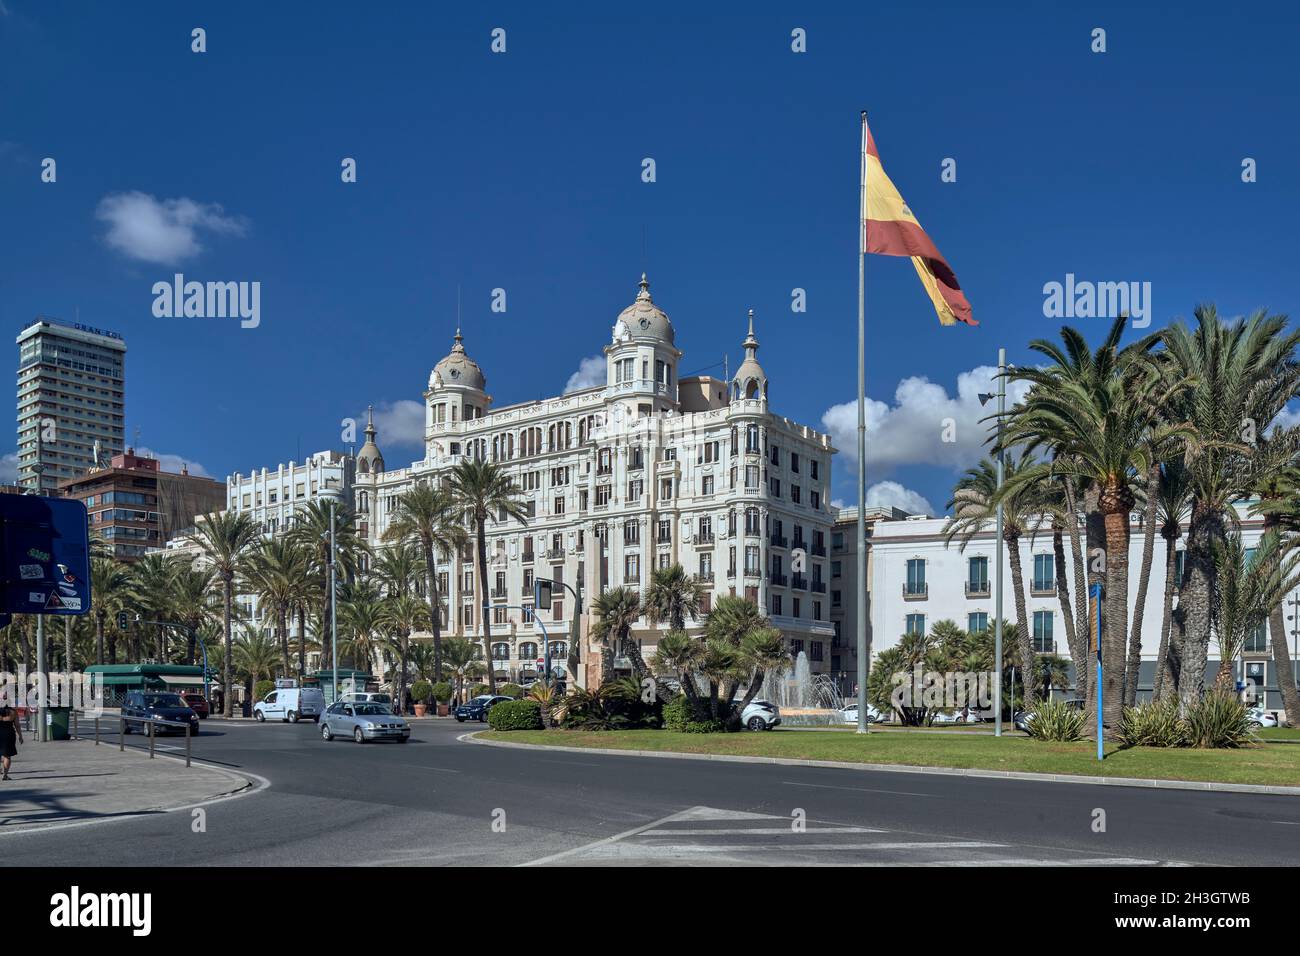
[948,308,1300,736]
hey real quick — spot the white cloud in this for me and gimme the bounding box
[821,364,1030,473]
[96,191,247,265]
[832,482,935,517]
[564,355,605,393]
[0,452,18,484]
[365,400,425,449]
[134,447,211,477]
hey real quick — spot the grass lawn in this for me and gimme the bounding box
[480,727,1300,787]
[1258,727,1300,742]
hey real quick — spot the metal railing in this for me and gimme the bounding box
[68,710,197,767]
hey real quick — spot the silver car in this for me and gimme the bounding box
[320,701,411,743]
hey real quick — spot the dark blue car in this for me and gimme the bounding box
[454,695,513,723]
[122,691,201,736]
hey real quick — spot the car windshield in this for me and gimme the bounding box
[354,704,391,716]
[144,694,185,708]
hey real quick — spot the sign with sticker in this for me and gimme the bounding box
[1,495,90,615]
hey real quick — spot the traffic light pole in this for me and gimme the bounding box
[534,577,582,685]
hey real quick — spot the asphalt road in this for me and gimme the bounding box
[7,718,1300,866]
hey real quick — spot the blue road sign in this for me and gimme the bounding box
[0,494,91,616]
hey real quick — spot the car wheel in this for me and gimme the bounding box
[747,716,766,731]
[122,720,132,735]
[456,717,464,723]
[254,710,265,722]
[321,721,333,741]
[287,711,297,723]
[353,727,365,744]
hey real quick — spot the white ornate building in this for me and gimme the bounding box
[355,276,838,686]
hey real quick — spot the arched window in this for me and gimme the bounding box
[358,491,369,511]
[548,641,567,658]
[519,642,538,660]
[491,642,511,661]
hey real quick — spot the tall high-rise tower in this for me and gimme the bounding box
[16,317,126,493]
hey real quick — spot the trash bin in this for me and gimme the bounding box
[46,706,71,740]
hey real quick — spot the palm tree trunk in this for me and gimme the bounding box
[1268,601,1300,726]
[279,606,290,677]
[1178,501,1221,708]
[223,577,235,718]
[399,634,409,715]
[1006,534,1036,711]
[1083,485,1105,728]
[297,604,307,676]
[477,519,497,695]
[1063,475,1090,699]
[95,614,105,665]
[1124,463,1160,706]
[1153,533,1179,700]
[1100,494,1133,739]
[1052,527,1079,681]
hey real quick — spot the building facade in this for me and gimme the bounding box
[862,503,1298,710]
[354,277,837,686]
[59,449,226,561]
[16,317,126,492]
[226,450,355,537]
[827,505,909,694]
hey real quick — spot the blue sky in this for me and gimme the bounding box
[3,1,1298,514]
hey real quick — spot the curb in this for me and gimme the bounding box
[462,732,1300,797]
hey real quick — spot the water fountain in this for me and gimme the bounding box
[760,652,847,725]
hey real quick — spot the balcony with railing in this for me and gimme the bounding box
[769,572,788,587]
[545,548,565,561]
[695,532,715,546]
[791,575,808,590]
[521,550,535,564]
[965,581,991,598]
[770,534,788,548]
[698,569,715,582]
[811,581,827,594]
[902,582,928,600]
[1030,580,1057,597]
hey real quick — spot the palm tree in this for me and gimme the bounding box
[650,630,703,708]
[233,627,280,706]
[127,554,177,660]
[1153,460,1193,700]
[643,564,706,633]
[188,511,261,717]
[700,595,785,724]
[447,459,529,694]
[1161,306,1300,706]
[1005,316,1187,735]
[441,636,484,704]
[1212,531,1300,691]
[289,499,364,671]
[90,557,130,665]
[338,580,386,676]
[169,563,219,664]
[372,541,422,599]
[1249,458,1300,723]
[243,538,308,677]
[590,586,644,683]
[382,593,431,713]
[944,453,1042,712]
[384,483,464,682]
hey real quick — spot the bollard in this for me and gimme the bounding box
[185,722,192,767]
[71,709,77,740]
[119,715,125,752]
[148,720,155,758]
[94,715,100,746]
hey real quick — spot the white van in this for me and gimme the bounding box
[254,687,325,723]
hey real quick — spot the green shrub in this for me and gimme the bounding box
[430,682,453,703]
[488,699,544,731]
[468,683,490,698]
[498,683,525,699]
[410,680,433,704]
[1185,691,1256,748]
[1026,698,1086,742]
[662,693,725,733]
[1119,697,1187,747]
[254,679,275,702]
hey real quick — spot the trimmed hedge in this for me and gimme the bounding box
[488,699,544,731]
[430,682,453,703]
[498,683,525,699]
[410,680,433,704]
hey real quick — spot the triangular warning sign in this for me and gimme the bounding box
[45,592,65,610]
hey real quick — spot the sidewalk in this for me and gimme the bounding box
[0,737,255,834]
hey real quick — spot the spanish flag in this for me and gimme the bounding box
[862,122,975,326]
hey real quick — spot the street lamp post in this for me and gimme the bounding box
[534,577,582,686]
[492,604,548,687]
[319,486,343,704]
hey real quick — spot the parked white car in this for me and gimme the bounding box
[1247,707,1279,728]
[254,687,325,723]
[741,699,781,730]
[840,703,888,724]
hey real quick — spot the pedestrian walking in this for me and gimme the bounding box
[0,704,23,781]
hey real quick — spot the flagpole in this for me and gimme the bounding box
[856,110,869,734]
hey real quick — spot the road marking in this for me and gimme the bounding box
[783,780,937,798]
[518,806,708,866]
[935,857,1174,867]
[605,841,1006,852]
[647,826,888,836]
